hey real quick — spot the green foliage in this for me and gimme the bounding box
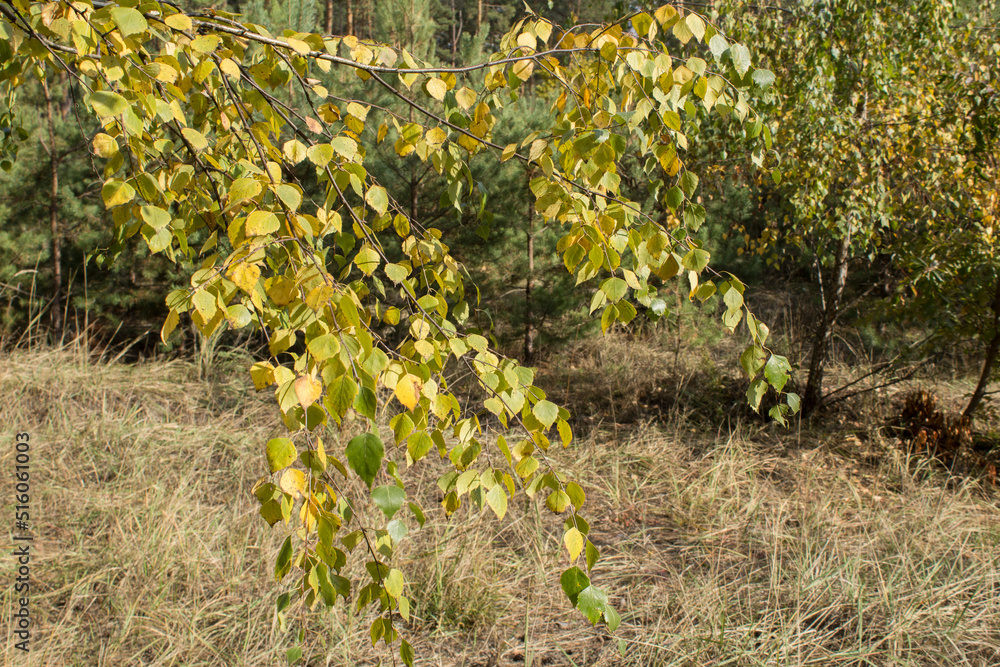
[0,1,796,662]
[0,76,189,332]
[713,0,1000,413]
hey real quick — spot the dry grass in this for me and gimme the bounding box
[2,338,999,666]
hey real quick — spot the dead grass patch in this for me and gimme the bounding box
[2,343,998,666]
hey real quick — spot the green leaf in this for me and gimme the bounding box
[371,485,406,519]
[181,127,208,151]
[486,484,508,519]
[307,334,340,361]
[723,284,744,310]
[769,404,788,426]
[600,277,628,303]
[354,386,377,420]
[330,136,358,159]
[631,12,653,38]
[407,432,433,462]
[366,185,389,216]
[140,205,170,230]
[684,203,706,231]
[740,345,767,377]
[752,68,775,89]
[274,184,302,211]
[324,375,358,419]
[307,143,334,167]
[346,432,384,489]
[681,248,710,273]
[109,7,147,35]
[246,210,280,236]
[89,91,129,118]
[730,43,751,77]
[401,639,414,667]
[560,566,591,604]
[763,354,792,393]
[275,536,293,581]
[532,400,559,429]
[585,540,600,570]
[266,438,297,472]
[695,281,716,302]
[102,180,135,207]
[786,392,801,414]
[680,171,699,197]
[665,185,684,211]
[229,177,262,204]
[576,585,609,624]
[746,377,766,411]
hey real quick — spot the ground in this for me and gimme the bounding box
[2,332,999,666]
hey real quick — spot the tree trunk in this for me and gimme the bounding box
[802,228,852,416]
[346,0,354,35]
[43,78,62,336]
[324,0,333,34]
[524,194,535,363]
[963,275,1000,419]
[477,0,483,34]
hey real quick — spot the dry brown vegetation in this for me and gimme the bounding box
[2,333,1000,666]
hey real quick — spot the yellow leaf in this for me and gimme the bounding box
[346,101,369,120]
[161,309,179,343]
[102,180,135,207]
[250,361,275,390]
[227,261,261,294]
[305,284,335,311]
[512,59,534,81]
[294,375,322,408]
[181,127,208,151]
[283,140,307,164]
[92,133,118,158]
[190,35,220,54]
[245,210,280,236]
[425,127,447,145]
[164,13,193,31]
[564,527,584,561]
[534,19,553,43]
[394,373,422,410]
[355,244,380,276]
[280,468,307,498]
[455,86,476,110]
[218,57,241,79]
[426,77,447,101]
[267,276,297,306]
[306,143,334,167]
[286,37,312,55]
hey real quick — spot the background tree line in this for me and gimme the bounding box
[2,0,999,421]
